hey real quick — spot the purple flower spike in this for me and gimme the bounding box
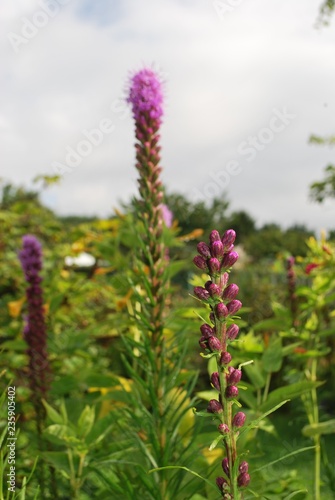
[238,461,249,474]
[208,336,222,352]
[216,476,228,492]
[227,368,242,385]
[222,457,230,477]
[237,472,250,487]
[127,68,163,124]
[192,228,248,494]
[19,235,50,403]
[220,351,232,365]
[227,324,239,340]
[208,257,221,274]
[221,229,236,249]
[218,423,230,434]
[160,204,173,227]
[200,323,214,338]
[227,299,242,316]
[225,385,239,399]
[219,272,229,289]
[19,235,43,279]
[207,399,223,414]
[211,372,221,391]
[194,286,210,301]
[209,230,221,243]
[232,411,246,428]
[211,240,224,259]
[197,242,211,258]
[193,255,208,270]
[216,302,229,320]
[223,284,239,301]
[222,251,239,269]
[208,283,222,299]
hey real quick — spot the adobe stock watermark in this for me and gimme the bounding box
[213,0,245,20]
[192,107,296,202]
[7,0,72,54]
[51,98,130,175]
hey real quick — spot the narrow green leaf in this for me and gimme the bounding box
[239,400,289,438]
[253,445,315,472]
[148,466,218,492]
[77,406,95,438]
[258,381,323,413]
[209,434,223,451]
[244,361,266,389]
[193,409,217,418]
[284,490,309,499]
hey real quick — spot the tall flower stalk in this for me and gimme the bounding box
[124,68,184,499]
[19,235,51,496]
[127,68,167,355]
[193,229,250,499]
[286,256,298,328]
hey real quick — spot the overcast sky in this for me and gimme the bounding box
[2,0,335,233]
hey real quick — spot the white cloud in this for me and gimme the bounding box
[2,0,335,233]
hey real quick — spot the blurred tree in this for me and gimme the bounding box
[310,165,335,203]
[225,210,256,244]
[283,224,315,256]
[164,192,229,235]
[243,223,284,261]
[243,223,313,261]
[309,135,335,203]
[318,0,335,25]
[0,183,39,209]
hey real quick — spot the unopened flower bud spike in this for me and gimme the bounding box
[192,229,250,497]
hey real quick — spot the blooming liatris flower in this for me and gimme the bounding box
[193,229,249,496]
[127,68,163,125]
[19,235,50,401]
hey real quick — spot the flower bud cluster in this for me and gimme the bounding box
[217,460,250,494]
[193,229,242,358]
[193,229,250,495]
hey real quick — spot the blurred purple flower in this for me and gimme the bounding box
[127,68,163,124]
[160,204,173,228]
[19,235,50,399]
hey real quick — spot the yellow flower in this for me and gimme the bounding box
[7,297,25,318]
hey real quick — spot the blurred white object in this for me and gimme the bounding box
[64,252,95,268]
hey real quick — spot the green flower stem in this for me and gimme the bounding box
[311,357,321,500]
[217,322,239,499]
